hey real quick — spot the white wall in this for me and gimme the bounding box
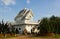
[25,25,34,33]
[13,24,36,34]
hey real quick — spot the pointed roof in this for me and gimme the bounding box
[15,8,34,20]
[15,8,28,20]
[21,9,34,20]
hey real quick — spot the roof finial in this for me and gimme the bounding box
[24,8,27,9]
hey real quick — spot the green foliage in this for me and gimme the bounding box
[11,26,16,34]
[40,18,49,33]
[0,20,17,34]
[39,15,60,34]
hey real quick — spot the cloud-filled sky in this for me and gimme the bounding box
[0,0,60,22]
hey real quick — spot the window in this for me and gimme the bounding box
[19,28,21,30]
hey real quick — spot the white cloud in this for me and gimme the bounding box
[1,0,16,6]
[27,0,30,4]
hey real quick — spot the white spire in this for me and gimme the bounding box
[24,8,29,11]
[30,9,32,11]
[24,8,27,9]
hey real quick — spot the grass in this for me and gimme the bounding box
[0,36,17,38]
[38,34,60,38]
[0,34,17,38]
[39,34,60,38]
[0,34,60,39]
[0,34,18,38]
[29,34,60,38]
[54,34,60,38]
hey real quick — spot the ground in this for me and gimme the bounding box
[0,35,60,39]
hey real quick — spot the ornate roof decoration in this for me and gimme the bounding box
[15,8,34,21]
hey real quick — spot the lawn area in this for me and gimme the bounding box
[0,34,60,39]
[54,34,60,38]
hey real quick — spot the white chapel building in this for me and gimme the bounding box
[11,8,39,34]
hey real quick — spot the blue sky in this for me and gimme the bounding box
[0,0,60,22]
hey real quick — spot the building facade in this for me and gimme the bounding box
[11,8,39,34]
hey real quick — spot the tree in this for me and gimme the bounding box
[39,18,49,34]
[39,15,60,36]
[16,29,19,34]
